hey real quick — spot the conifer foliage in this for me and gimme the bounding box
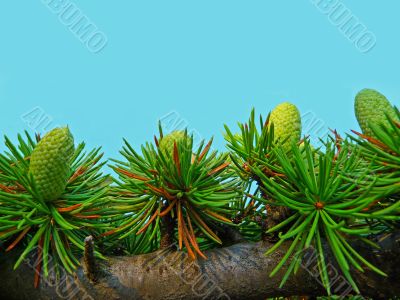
[0,89,398,296]
[0,129,112,286]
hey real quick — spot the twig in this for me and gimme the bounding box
[84,235,98,282]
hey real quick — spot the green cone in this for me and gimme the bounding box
[158,131,188,155]
[355,89,398,138]
[29,127,74,201]
[269,102,302,152]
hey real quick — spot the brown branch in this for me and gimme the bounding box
[160,210,176,250]
[0,232,399,299]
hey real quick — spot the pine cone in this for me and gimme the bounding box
[158,130,188,155]
[29,127,74,201]
[355,88,398,138]
[269,102,301,152]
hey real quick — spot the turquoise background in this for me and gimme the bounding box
[0,1,399,158]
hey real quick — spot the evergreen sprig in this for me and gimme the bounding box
[0,131,112,286]
[351,109,400,195]
[224,109,278,239]
[251,138,399,294]
[350,110,400,231]
[106,128,241,259]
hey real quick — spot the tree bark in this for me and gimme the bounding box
[0,232,399,300]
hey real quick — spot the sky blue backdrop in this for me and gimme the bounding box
[1,1,399,161]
